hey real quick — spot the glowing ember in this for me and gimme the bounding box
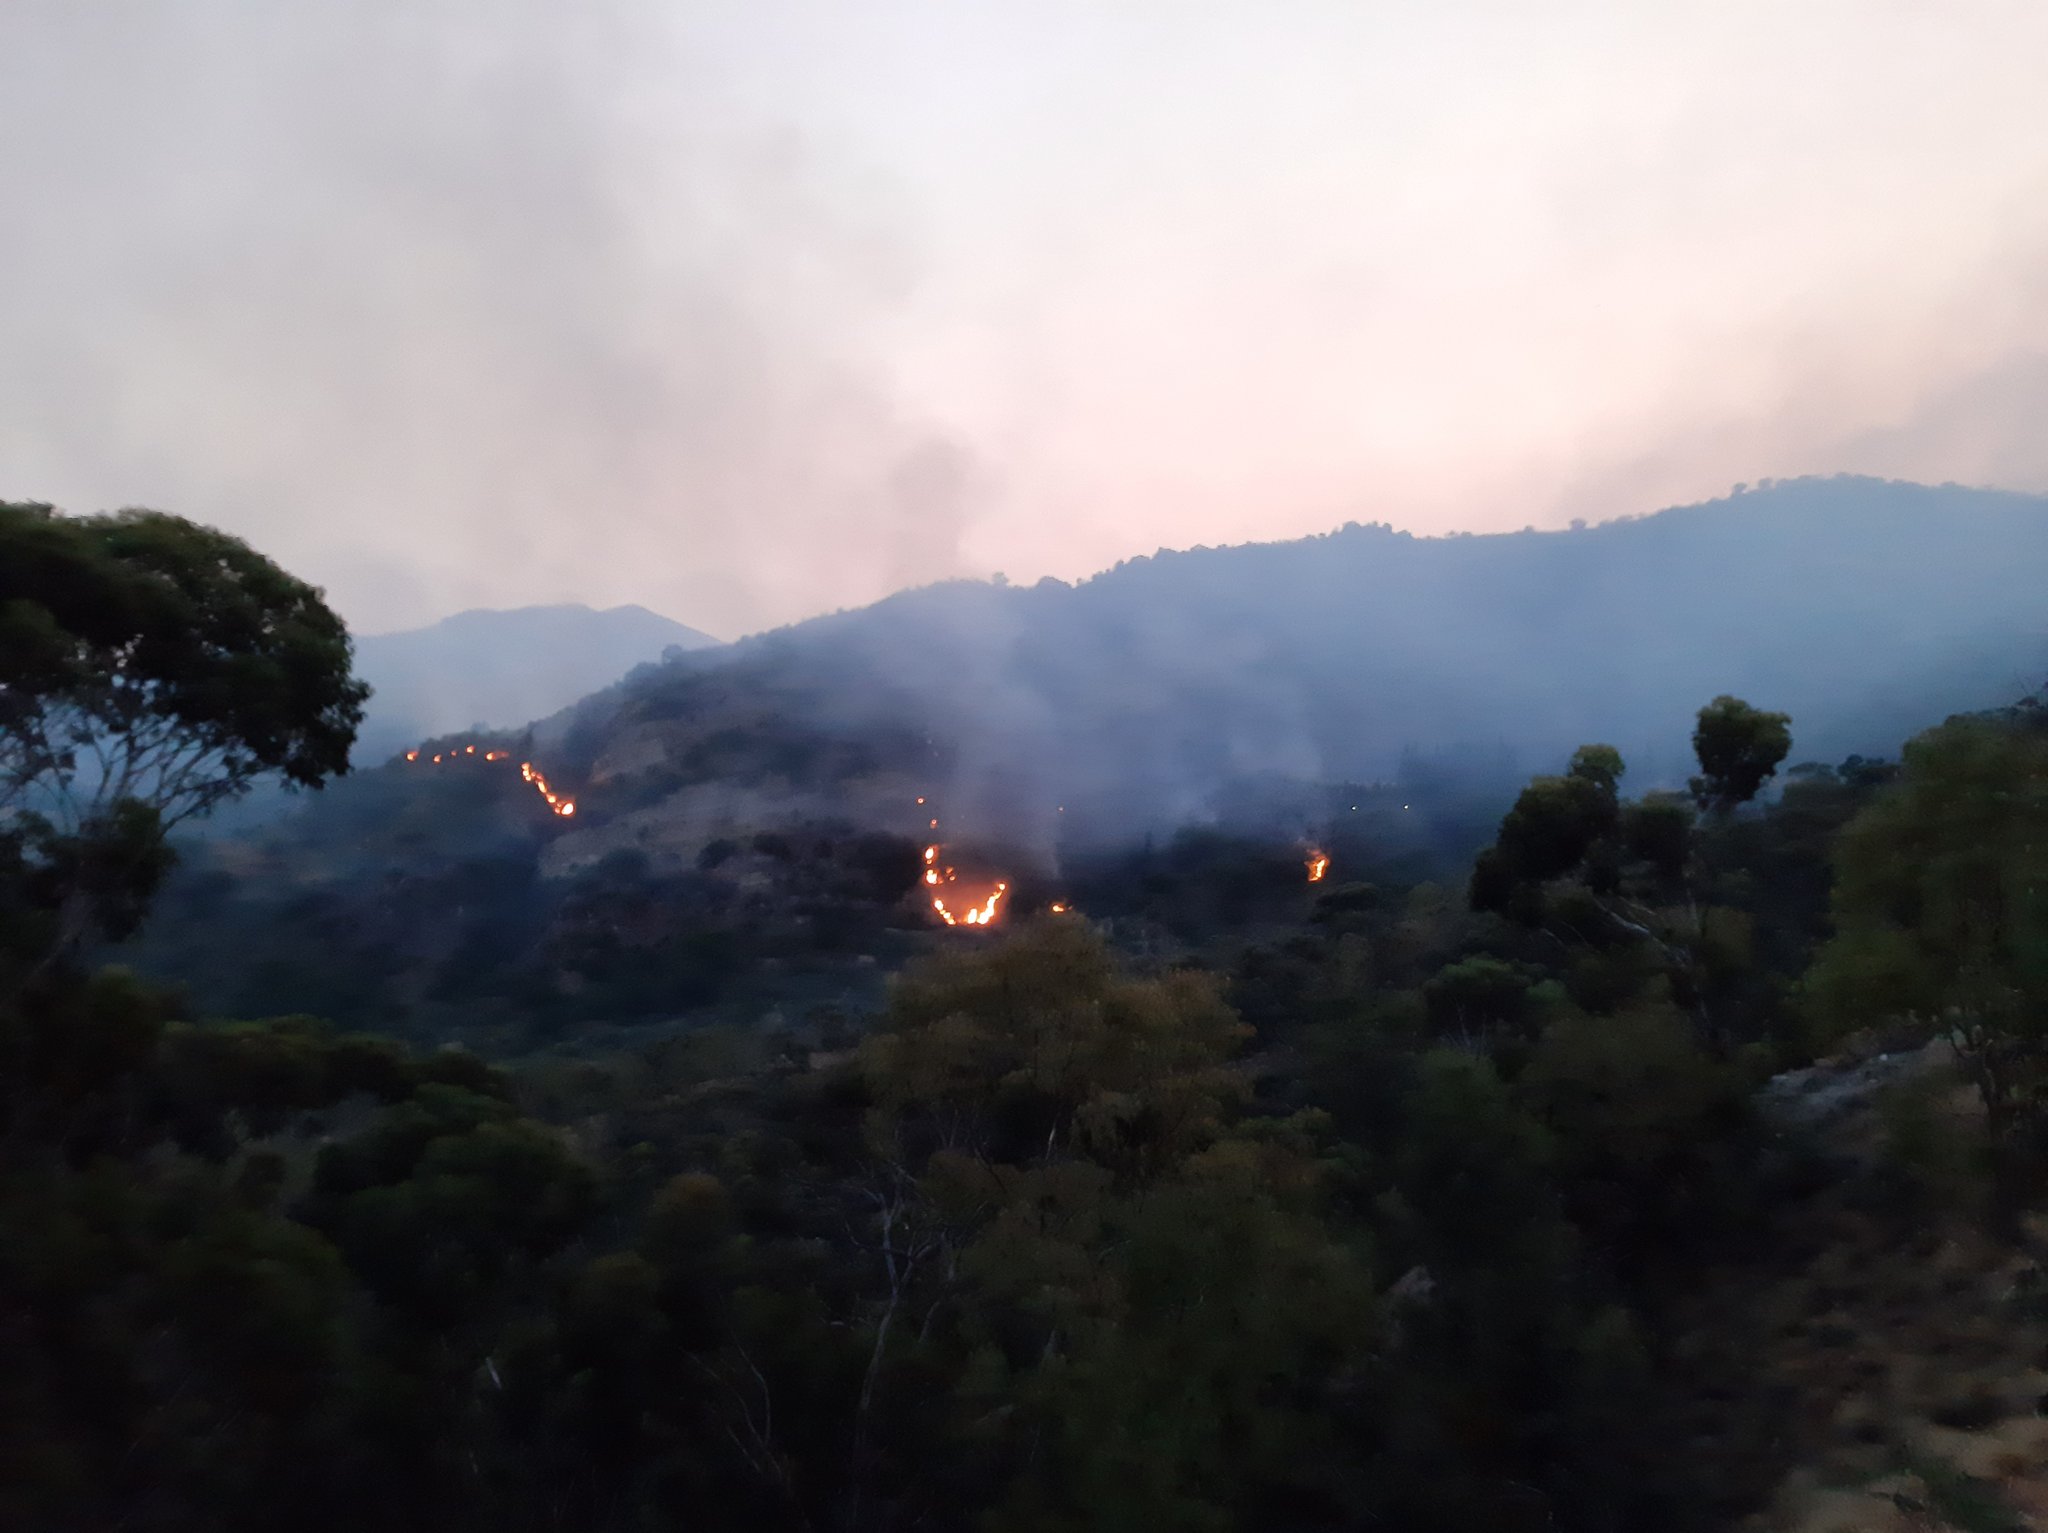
[405,741,577,817]
[1306,849,1330,883]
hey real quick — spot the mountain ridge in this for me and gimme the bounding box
[351,601,719,761]
[533,474,2046,862]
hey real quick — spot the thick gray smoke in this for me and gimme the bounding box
[0,0,975,640]
[543,478,2045,886]
[6,2,2048,652]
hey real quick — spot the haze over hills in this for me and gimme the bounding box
[128,472,2048,1048]
[533,475,2048,867]
[350,603,720,762]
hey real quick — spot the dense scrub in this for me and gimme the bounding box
[25,682,2048,1530]
[11,504,2048,1530]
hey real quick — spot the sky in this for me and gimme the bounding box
[4,1,2048,640]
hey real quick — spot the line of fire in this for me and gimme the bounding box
[403,741,576,817]
[397,755,1335,930]
[915,799,1331,929]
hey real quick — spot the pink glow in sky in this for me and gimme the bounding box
[4,1,2047,636]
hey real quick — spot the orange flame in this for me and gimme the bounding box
[1306,849,1330,883]
[519,760,576,817]
[933,881,1007,927]
[1049,901,1070,914]
[406,741,576,817]
[921,826,1007,927]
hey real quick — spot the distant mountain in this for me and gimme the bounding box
[530,475,2048,867]
[351,604,719,761]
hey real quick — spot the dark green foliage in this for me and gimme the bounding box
[1568,742,1626,792]
[1468,696,1855,1056]
[1810,712,2048,1172]
[10,503,2039,1533]
[0,501,366,824]
[1622,793,1695,878]
[1422,954,1549,1044]
[1478,769,1620,899]
[1690,694,1793,814]
[0,503,364,974]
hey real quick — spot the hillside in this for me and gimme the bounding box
[122,475,2048,1053]
[351,603,719,762]
[540,475,2048,868]
[54,486,2048,1532]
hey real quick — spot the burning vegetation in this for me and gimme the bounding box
[405,742,576,817]
[915,796,1016,927]
[922,839,1007,927]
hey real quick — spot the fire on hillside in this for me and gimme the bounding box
[404,743,576,817]
[922,840,1007,926]
[916,795,1022,927]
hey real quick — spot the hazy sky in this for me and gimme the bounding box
[5,2,2048,638]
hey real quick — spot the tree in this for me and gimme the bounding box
[1808,713,2048,1170]
[0,502,366,958]
[863,919,1248,1180]
[1422,955,1551,1047]
[861,923,1374,1531]
[1470,699,1794,1050]
[1689,695,1791,815]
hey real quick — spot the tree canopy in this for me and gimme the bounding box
[0,502,366,962]
[1689,695,1792,815]
[0,501,367,833]
[1809,710,2048,1159]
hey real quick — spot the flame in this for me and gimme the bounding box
[921,825,1007,927]
[1049,901,1069,914]
[406,741,576,817]
[933,881,1007,927]
[519,760,577,817]
[1306,849,1330,883]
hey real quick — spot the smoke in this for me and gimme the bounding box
[0,0,972,639]
[1539,245,2048,532]
[5,1,2048,646]
[880,437,987,595]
